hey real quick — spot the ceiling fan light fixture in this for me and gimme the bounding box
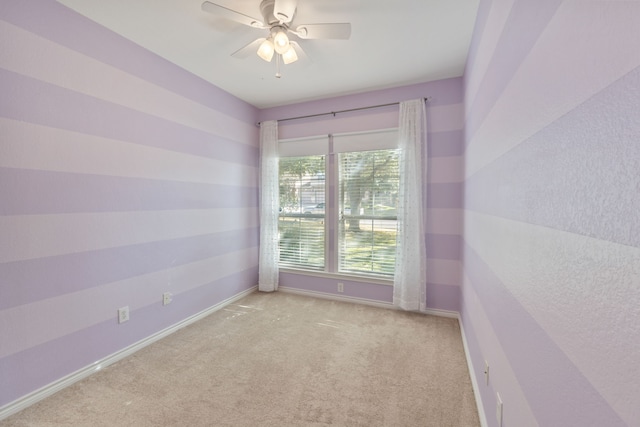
[257,38,275,62]
[281,45,298,64]
[273,28,290,54]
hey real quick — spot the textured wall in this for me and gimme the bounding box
[258,78,465,312]
[462,0,640,426]
[0,0,259,407]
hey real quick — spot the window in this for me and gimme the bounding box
[338,149,399,276]
[278,130,398,279]
[278,155,326,270]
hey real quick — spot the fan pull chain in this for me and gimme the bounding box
[275,53,282,78]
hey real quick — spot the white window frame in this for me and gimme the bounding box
[278,129,398,284]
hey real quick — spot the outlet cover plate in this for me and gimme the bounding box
[496,392,503,427]
[484,360,490,385]
[118,306,129,324]
[163,292,173,306]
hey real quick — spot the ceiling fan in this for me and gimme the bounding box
[201,0,351,77]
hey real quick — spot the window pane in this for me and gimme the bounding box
[279,156,325,270]
[338,149,399,276]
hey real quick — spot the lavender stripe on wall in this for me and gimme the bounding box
[279,273,393,303]
[427,183,463,209]
[426,234,461,260]
[428,130,464,158]
[426,282,460,312]
[0,168,257,215]
[1,228,259,310]
[257,78,464,124]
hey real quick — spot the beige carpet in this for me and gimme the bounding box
[2,292,480,426]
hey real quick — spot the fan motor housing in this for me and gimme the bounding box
[260,0,295,26]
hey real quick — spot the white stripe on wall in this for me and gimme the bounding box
[0,118,257,185]
[464,210,640,425]
[465,1,640,178]
[0,20,257,145]
[0,208,259,263]
[0,247,257,358]
[464,0,516,116]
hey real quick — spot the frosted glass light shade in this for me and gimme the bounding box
[282,46,298,64]
[273,30,290,55]
[257,39,275,62]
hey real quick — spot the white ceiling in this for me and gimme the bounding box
[57,0,479,109]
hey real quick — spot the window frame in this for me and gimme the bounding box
[336,148,399,278]
[277,129,398,284]
[277,154,327,271]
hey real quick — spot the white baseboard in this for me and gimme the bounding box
[278,286,459,318]
[0,285,257,421]
[419,306,460,319]
[458,317,489,427]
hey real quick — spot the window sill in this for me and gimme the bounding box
[279,267,393,286]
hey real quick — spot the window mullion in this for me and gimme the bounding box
[326,135,337,273]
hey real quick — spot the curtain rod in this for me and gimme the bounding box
[257,97,430,127]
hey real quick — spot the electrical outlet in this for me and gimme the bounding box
[337,282,344,293]
[484,360,490,385]
[118,306,129,324]
[496,392,503,427]
[163,292,173,306]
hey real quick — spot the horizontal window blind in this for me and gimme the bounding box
[338,149,399,276]
[278,155,325,270]
[277,130,399,277]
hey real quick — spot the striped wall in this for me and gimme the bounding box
[0,0,259,408]
[461,1,640,426]
[258,78,465,312]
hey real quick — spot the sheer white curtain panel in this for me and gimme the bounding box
[393,99,427,311]
[258,120,279,292]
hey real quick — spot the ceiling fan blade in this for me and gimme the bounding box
[273,0,297,24]
[294,23,351,40]
[290,41,311,63]
[231,38,266,58]
[201,1,264,28]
